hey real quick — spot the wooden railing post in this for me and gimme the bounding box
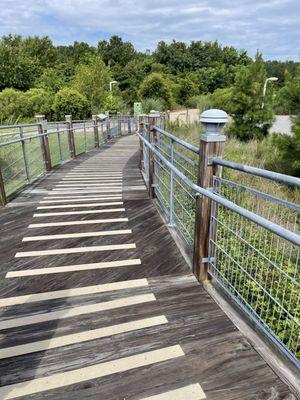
[106,119,111,140]
[0,168,7,206]
[128,116,131,134]
[117,113,122,136]
[36,115,52,172]
[193,109,228,282]
[92,115,100,148]
[148,112,160,199]
[65,115,76,158]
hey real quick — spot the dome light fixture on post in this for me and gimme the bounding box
[193,109,229,282]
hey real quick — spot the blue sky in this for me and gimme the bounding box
[0,0,299,60]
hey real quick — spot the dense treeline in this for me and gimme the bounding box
[0,34,299,122]
[0,34,299,176]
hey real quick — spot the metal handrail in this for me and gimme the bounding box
[212,158,300,188]
[0,123,38,130]
[0,124,95,148]
[138,132,300,247]
[153,126,199,154]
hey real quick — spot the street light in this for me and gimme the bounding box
[109,80,118,92]
[262,77,278,109]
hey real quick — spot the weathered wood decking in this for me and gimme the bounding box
[0,135,296,399]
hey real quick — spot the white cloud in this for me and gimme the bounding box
[0,0,299,59]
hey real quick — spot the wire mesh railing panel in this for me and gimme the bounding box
[209,176,300,364]
[73,128,86,155]
[25,137,44,182]
[0,137,28,196]
[156,135,198,183]
[153,143,196,247]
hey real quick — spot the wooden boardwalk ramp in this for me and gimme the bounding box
[0,135,295,399]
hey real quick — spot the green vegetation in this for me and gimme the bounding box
[0,33,299,178]
[0,34,299,123]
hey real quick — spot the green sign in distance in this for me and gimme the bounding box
[134,102,143,116]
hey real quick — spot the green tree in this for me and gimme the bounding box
[98,35,136,67]
[176,77,199,104]
[154,40,190,73]
[139,73,173,108]
[35,68,66,92]
[211,87,234,114]
[230,53,275,141]
[21,36,57,70]
[56,41,96,64]
[103,95,122,114]
[24,88,53,119]
[52,88,90,120]
[113,57,152,106]
[72,56,111,113]
[0,35,38,90]
[272,116,300,177]
[275,68,300,114]
[0,88,27,123]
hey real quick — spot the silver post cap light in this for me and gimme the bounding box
[149,110,161,118]
[200,109,228,142]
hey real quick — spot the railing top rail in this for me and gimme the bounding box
[0,123,39,130]
[152,126,200,155]
[212,157,300,188]
[138,132,300,247]
[0,123,96,148]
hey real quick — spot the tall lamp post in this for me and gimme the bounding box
[109,80,118,93]
[262,77,278,109]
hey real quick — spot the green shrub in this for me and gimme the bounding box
[211,87,234,114]
[141,98,165,113]
[272,116,300,177]
[52,88,90,120]
[185,94,211,112]
[139,72,173,108]
[24,88,53,119]
[0,88,27,123]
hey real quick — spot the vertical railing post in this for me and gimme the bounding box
[56,123,63,162]
[193,109,228,282]
[117,113,122,136]
[19,127,30,182]
[92,115,100,148]
[0,167,7,206]
[128,116,131,134]
[36,115,52,172]
[106,118,111,140]
[138,115,145,172]
[148,112,160,199]
[168,138,175,226]
[83,121,87,152]
[101,122,105,144]
[65,115,76,158]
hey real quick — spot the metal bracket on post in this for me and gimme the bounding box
[193,109,228,282]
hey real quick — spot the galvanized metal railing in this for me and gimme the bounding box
[137,112,300,368]
[0,114,136,202]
